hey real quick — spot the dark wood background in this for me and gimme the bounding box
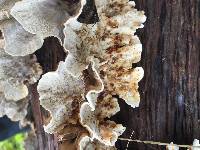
[30,0,200,149]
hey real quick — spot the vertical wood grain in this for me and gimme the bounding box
[115,0,200,149]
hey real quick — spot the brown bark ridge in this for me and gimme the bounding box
[30,0,200,150]
[114,0,200,149]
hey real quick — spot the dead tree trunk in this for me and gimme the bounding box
[30,0,200,150]
[115,0,200,149]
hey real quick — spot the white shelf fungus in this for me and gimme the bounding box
[167,142,179,150]
[80,98,125,146]
[37,0,146,149]
[0,0,86,56]
[11,0,86,45]
[37,60,103,133]
[0,43,42,101]
[192,139,200,150]
[0,39,42,123]
[1,18,44,56]
[79,136,116,150]
[64,0,146,108]
[166,139,200,150]
[0,95,28,125]
[0,0,44,56]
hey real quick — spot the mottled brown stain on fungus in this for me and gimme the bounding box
[37,0,145,148]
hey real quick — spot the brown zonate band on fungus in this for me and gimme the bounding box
[80,96,125,146]
[37,0,146,149]
[58,128,117,150]
[63,0,146,108]
[79,136,117,150]
[37,59,103,134]
[57,125,88,150]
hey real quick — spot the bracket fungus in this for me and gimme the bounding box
[80,98,125,146]
[0,0,86,56]
[37,60,103,133]
[0,95,28,125]
[0,0,146,149]
[0,38,42,124]
[38,0,146,149]
[167,142,179,150]
[0,39,42,100]
[0,0,44,56]
[63,0,146,108]
[10,0,86,45]
[192,139,200,150]
[79,136,117,150]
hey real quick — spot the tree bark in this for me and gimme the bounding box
[115,0,200,149]
[30,0,200,150]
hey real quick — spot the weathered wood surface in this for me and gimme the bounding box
[115,0,200,149]
[30,0,200,150]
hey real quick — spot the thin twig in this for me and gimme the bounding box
[119,138,200,149]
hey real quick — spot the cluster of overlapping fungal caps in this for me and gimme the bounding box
[0,37,42,125]
[0,0,84,126]
[0,0,146,149]
[0,0,85,56]
[0,0,49,125]
[38,0,146,149]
